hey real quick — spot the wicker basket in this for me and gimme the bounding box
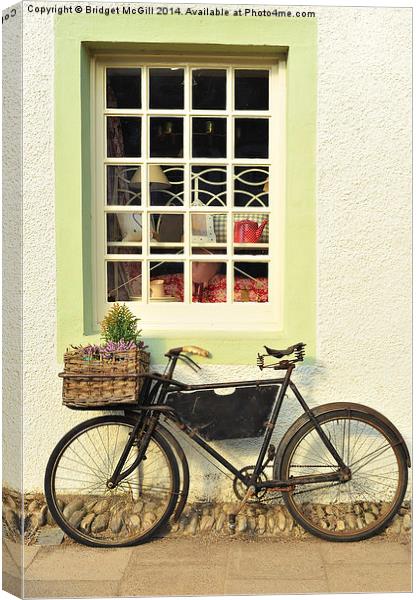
[62,348,150,407]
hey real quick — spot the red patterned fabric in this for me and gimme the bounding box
[157,273,184,301]
[234,276,269,303]
[152,274,268,303]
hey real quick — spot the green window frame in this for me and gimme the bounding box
[55,14,316,364]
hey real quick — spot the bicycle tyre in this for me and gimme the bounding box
[277,408,408,542]
[45,415,180,547]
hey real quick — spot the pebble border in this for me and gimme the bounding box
[2,488,411,545]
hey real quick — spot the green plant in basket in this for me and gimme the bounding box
[63,303,149,408]
[100,303,144,347]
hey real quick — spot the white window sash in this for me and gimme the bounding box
[92,55,286,331]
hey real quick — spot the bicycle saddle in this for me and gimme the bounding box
[264,342,305,359]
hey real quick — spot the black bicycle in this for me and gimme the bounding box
[45,343,410,547]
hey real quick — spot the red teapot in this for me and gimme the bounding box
[234,218,268,243]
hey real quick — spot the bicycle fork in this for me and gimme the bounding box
[106,409,159,489]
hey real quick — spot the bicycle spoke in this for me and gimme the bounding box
[110,425,121,475]
[350,443,393,471]
[77,434,107,477]
[97,426,112,474]
[65,445,105,479]
[51,420,177,546]
[283,414,405,540]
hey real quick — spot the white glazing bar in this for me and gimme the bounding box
[141,67,149,304]
[91,58,100,319]
[276,59,286,321]
[103,157,268,165]
[231,207,270,213]
[188,109,232,117]
[187,254,231,263]
[104,205,144,213]
[146,108,187,115]
[103,66,107,112]
[230,255,271,263]
[99,64,110,308]
[226,67,235,304]
[267,62,280,311]
[104,108,144,116]
[97,57,280,68]
[103,157,142,165]
[141,67,147,162]
[183,66,191,303]
[107,240,142,247]
[105,255,143,261]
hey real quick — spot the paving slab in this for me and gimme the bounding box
[317,539,411,565]
[121,537,230,567]
[24,545,133,582]
[3,544,21,579]
[226,540,326,580]
[23,579,120,598]
[3,540,40,573]
[325,562,412,593]
[119,563,228,597]
[2,572,23,598]
[4,536,411,598]
[224,577,330,595]
[119,538,230,596]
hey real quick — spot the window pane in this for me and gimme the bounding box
[149,68,184,109]
[191,166,227,206]
[107,166,142,206]
[106,68,141,109]
[107,117,141,158]
[149,165,184,206]
[235,70,269,110]
[107,245,142,256]
[150,118,183,158]
[107,212,143,244]
[192,246,226,255]
[234,247,268,257]
[150,262,184,302]
[191,212,220,244]
[151,213,184,244]
[192,261,227,303]
[192,69,226,110]
[208,213,228,245]
[234,166,269,207]
[192,118,226,158]
[107,261,142,302]
[234,262,268,302]
[235,119,268,159]
[233,213,269,244]
[150,247,183,255]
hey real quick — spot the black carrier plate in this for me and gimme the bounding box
[166,385,278,440]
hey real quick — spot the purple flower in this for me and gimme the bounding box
[80,339,144,360]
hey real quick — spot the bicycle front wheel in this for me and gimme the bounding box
[45,415,180,547]
[278,409,408,542]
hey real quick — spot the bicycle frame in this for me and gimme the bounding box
[106,353,350,494]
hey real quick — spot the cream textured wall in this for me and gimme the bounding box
[13,4,412,497]
[2,2,23,493]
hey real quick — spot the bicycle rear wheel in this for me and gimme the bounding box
[277,409,408,542]
[45,415,180,547]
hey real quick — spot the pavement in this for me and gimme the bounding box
[2,536,412,598]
